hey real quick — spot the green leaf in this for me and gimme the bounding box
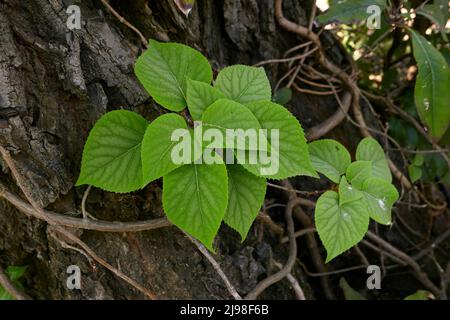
[315,191,369,263]
[308,139,351,183]
[214,65,271,104]
[339,278,367,300]
[0,288,12,300]
[412,154,425,166]
[77,110,148,193]
[135,39,212,112]
[272,87,292,105]
[410,30,450,141]
[416,1,448,41]
[186,79,225,120]
[356,137,392,183]
[360,177,399,225]
[141,113,193,185]
[0,266,27,300]
[162,163,228,251]
[318,0,387,24]
[408,164,422,183]
[389,117,419,150]
[408,154,425,183]
[238,100,318,179]
[201,98,263,150]
[223,164,266,240]
[345,160,373,189]
[6,266,27,281]
[339,176,363,207]
[404,290,431,300]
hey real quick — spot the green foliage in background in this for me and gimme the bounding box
[0,266,27,300]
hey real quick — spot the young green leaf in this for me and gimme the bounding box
[408,154,424,183]
[308,139,351,183]
[0,266,27,300]
[239,101,318,179]
[360,177,399,225]
[162,163,228,251]
[408,165,422,183]
[6,266,27,281]
[0,288,12,300]
[339,278,367,300]
[76,110,148,193]
[412,154,425,166]
[186,79,225,120]
[345,160,372,189]
[318,0,387,24]
[135,39,212,112]
[214,65,271,104]
[315,191,369,263]
[272,87,292,105]
[223,164,266,240]
[404,290,431,300]
[201,98,263,150]
[141,114,194,185]
[356,137,392,183]
[410,30,450,141]
[338,176,363,207]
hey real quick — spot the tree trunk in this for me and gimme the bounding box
[0,0,356,299]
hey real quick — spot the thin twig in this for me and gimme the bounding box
[413,229,450,261]
[360,240,407,266]
[306,92,352,141]
[244,197,300,300]
[273,260,306,300]
[284,41,313,57]
[363,90,450,172]
[0,181,171,232]
[366,231,441,296]
[0,146,156,299]
[281,180,336,299]
[292,82,339,95]
[267,182,325,198]
[257,211,284,236]
[300,262,369,277]
[99,0,148,47]
[50,226,156,299]
[280,227,316,244]
[185,233,242,300]
[254,47,318,67]
[275,0,357,142]
[352,87,446,211]
[296,75,342,89]
[81,185,97,220]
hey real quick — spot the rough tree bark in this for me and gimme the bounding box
[0,0,361,299]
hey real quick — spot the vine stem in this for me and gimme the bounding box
[245,197,300,300]
[0,181,171,232]
[280,180,336,300]
[273,260,306,300]
[184,233,242,300]
[0,146,157,299]
[366,231,441,296]
[274,0,446,212]
[99,0,148,47]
